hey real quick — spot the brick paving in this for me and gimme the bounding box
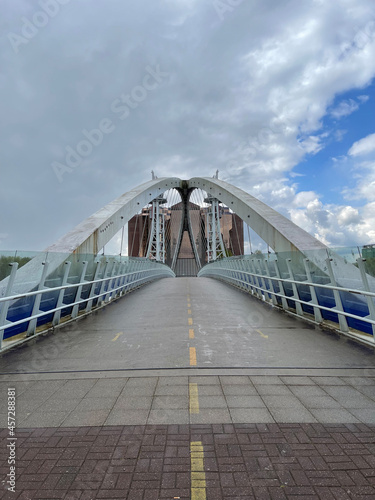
[1,423,375,499]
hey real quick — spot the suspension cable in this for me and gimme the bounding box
[130,210,139,257]
[120,224,125,256]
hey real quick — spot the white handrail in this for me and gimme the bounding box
[0,260,175,351]
[199,258,375,343]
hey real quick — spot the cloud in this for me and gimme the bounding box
[289,200,369,248]
[358,95,370,103]
[343,159,375,202]
[330,98,360,118]
[337,206,361,225]
[298,135,324,155]
[1,0,375,251]
[348,133,375,156]
[329,95,369,119]
[334,129,347,142]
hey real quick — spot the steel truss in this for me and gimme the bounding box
[146,196,167,263]
[204,196,226,262]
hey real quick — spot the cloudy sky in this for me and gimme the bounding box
[1,0,375,253]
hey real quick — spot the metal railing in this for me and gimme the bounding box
[198,255,375,346]
[0,257,175,352]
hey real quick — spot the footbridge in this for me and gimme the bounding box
[1,177,375,499]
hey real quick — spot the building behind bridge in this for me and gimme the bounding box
[128,201,244,276]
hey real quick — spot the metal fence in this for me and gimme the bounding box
[0,256,175,352]
[198,254,375,346]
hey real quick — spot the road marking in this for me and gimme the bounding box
[189,328,195,339]
[189,383,199,414]
[190,347,197,365]
[190,441,206,500]
[111,332,124,342]
[256,329,268,339]
[188,317,193,326]
[188,309,192,315]
[188,302,191,308]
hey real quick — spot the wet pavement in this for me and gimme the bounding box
[1,278,375,499]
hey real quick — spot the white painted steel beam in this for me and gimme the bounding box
[189,177,375,291]
[0,178,181,296]
[47,177,181,255]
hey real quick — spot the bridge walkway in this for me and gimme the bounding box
[1,278,375,499]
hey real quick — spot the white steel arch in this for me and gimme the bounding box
[1,177,181,296]
[1,176,371,295]
[188,177,326,254]
[188,177,369,290]
[48,177,181,255]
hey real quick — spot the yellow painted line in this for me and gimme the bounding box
[256,329,268,339]
[190,347,197,366]
[190,441,206,499]
[188,309,192,315]
[189,328,195,339]
[189,383,199,414]
[111,332,124,342]
[188,317,193,326]
[187,302,191,308]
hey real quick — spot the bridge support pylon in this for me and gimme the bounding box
[204,196,226,262]
[146,195,167,263]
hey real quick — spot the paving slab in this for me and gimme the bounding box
[2,423,374,499]
[1,277,375,498]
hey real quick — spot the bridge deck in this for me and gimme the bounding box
[2,277,374,375]
[1,278,375,499]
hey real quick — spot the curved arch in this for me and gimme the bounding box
[188,177,326,254]
[189,177,367,289]
[1,177,182,295]
[48,177,182,255]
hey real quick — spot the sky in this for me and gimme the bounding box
[1,0,375,254]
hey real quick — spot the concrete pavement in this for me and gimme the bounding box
[1,277,375,499]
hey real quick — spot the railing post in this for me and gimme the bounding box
[273,259,289,310]
[0,262,19,349]
[52,261,71,326]
[356,258,375,339]
[103,261,116,302]
[241,259,249,292]
[27,261,50,336]
[112,262,120,297]
[228,260,234,284]
[71,261,88,319]
[325,258,349,333]
[104,261,117,302]
[246,259,256,295]
[250,259,262,299]
[286,259,304,316]
[303,259,323,324]
[257,259,270,302]
[115,262,126,298]
[263,259,277,306]
[97,260,109,306]
[120,262,131,295]
[236,260,244,290]
[132,260,140,292]
[241,259,250,292]
[131,260,139,292]
[85,261,102,313]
